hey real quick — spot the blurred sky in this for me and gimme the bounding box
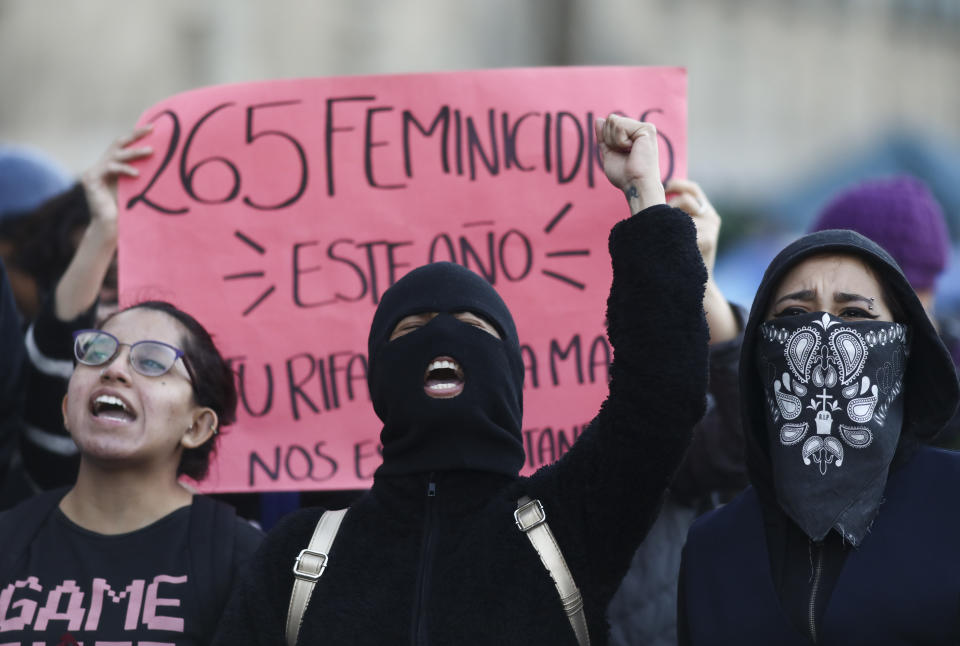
[2,0,959,309]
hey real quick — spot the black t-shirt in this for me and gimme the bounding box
[0,501,261,646]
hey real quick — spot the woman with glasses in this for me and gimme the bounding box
[0,300,263,646]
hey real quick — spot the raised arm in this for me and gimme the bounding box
[54,125,152,321]
[664,179,747,501]
[524,115,709,604]
[665,178,738,345]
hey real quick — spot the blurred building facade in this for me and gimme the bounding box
[2,0,957,198]
[2,0,959,306]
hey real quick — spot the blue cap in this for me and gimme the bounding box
[0,145,72,221]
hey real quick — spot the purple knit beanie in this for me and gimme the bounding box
[810,176,950,291]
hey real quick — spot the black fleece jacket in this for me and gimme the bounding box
[212,204,709,646]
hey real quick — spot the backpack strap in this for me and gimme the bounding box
[285,508,348,646]
[515,496,591,646]
[0,487,69,582]
[188,495,238,640]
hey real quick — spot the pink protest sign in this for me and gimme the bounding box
[117,67,686,492]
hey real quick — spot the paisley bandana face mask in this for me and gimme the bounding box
[756,312,909,545]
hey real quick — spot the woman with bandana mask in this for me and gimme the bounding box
[678,230,960,645]
[212,115,710,646]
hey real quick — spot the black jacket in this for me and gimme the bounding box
[212,204,710,646]
[0,258,28,508]
[0,488,264,643]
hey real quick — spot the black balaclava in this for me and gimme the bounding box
[740,229,960,542]
[367,262,525,477]
[756,312,909,544]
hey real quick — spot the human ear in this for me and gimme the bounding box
[181,409,219,449]
[61,394,70,431]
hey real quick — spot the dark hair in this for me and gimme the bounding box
[101,300,238,480]
[0,184,90,291]
[880,281,907,324]
[836,251,907,324]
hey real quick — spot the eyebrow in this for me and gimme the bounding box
[773,290,874,307]
[834,292,874,306]
[773,289,815,305]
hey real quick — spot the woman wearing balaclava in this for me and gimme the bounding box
[678,230,960,645]
[212,115,710,646]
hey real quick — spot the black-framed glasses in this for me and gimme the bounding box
[72,329,192,381]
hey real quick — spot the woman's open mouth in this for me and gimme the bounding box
[423,356,465,399]
[89,392,137,423]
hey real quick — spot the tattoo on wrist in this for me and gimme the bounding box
[624,185,639,202]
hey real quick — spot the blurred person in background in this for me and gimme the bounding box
[0,257,28,508]
[606,179,746,646]
[0,127,153,504]
[679,228,960,644]
[0,300,263,645]
[0,147,71,210]
[0,145,72,315]
[0,144,72,506]
[809,175,960,446]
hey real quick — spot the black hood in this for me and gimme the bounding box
[740,229,960,497]
[367,262,525,477]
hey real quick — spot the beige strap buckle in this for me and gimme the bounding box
[285,508,348,646]
[514,498,547,531]
[516,496,591,646]
[293,548,328,582]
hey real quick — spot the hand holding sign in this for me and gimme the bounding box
[594,115,665,213]
[666,179,719,274]
[55,126,155,322]
[82,125,155,238]
[665,178,740,345]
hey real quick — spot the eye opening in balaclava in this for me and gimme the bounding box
[367,262,525,477]
[388,309,504,343]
